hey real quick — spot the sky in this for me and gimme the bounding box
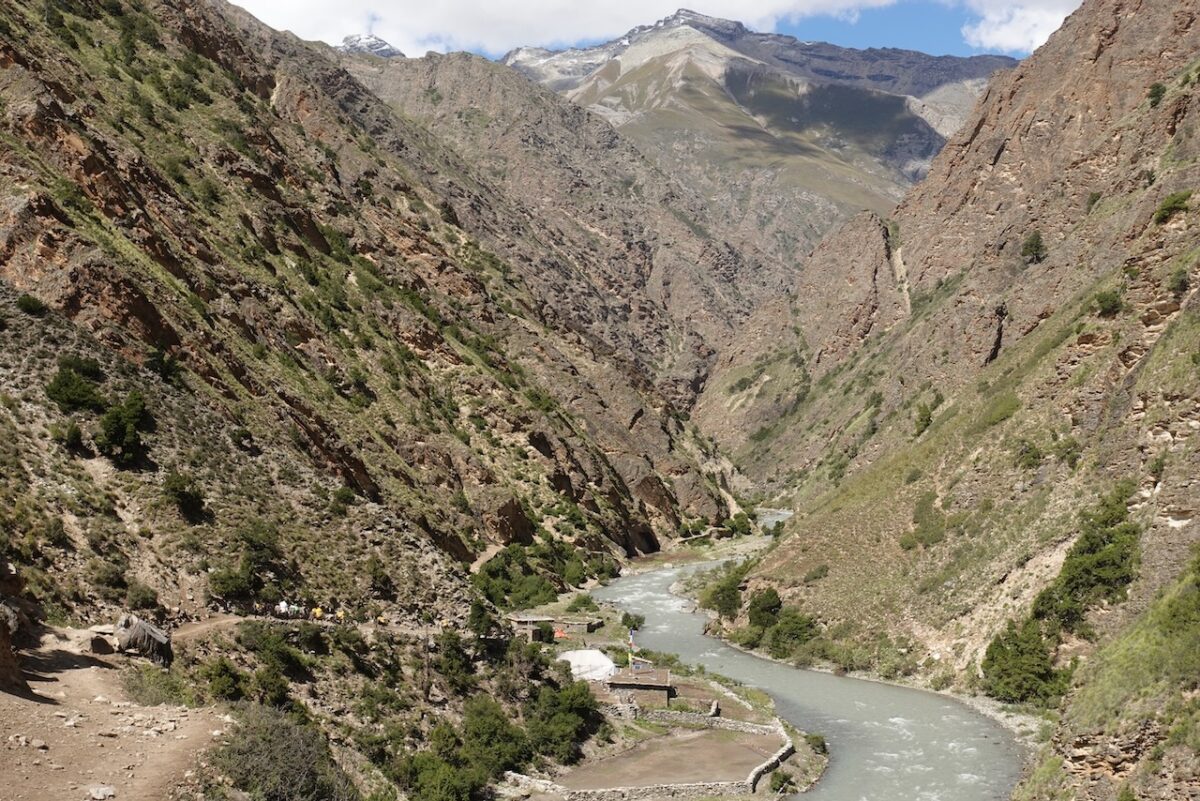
[232,0,1082,60]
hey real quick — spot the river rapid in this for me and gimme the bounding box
[592,564,1022,801]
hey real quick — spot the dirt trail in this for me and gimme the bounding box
[0,628,220,801]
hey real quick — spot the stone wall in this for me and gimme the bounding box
[639,708,780,737]
[746,738,797,792]
[565,781,751,801]
[502,715,797,801]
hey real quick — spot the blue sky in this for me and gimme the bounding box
[236,1,1081,62]
[774,2,988,56]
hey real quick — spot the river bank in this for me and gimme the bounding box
[634,529,1045,753]
[595,563,1024,801]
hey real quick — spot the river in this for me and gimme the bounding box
[592,564,1022,801]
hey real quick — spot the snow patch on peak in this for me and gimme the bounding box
[339,34,405,59]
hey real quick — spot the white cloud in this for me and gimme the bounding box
[230,0,1079,59]
[958,1,1081,53]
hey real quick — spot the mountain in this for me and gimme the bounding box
[692,0,1200,797]
[338,33,404,59]
[506,10,1016,263]
[341,49,796,404]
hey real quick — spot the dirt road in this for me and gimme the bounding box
[0,627,220,801]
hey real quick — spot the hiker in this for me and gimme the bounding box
[275,600,290,618]
[311,606,324,621]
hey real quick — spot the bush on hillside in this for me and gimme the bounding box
[699,563,749,620]
[765,607,819,659]
[1021,230,1047,264]
[981,619,1063,704]
[747,587,782,628]
[46,366,107,413]
[1153,190,1191,224]
[565,594,598,613]
[1148,82,1166,108]
[16,294,48,316]
[211,704,360,801]
[1168,267,1191,297]
[1094,290,1123,318]
[163,470,206,522]
[94,391,152,467]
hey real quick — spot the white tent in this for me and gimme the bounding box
[558,649,616,682]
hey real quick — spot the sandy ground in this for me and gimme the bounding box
[560,729,778,789]
[0,628,219,801]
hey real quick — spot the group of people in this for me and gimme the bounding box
[271,600,349,623]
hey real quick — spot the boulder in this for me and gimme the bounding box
[0,606,25,693]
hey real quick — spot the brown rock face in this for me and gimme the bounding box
[792,212,909,376]
[0,608,23,693]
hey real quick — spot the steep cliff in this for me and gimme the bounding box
[707,1,1200,797]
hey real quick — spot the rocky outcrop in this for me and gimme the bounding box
[0,604,23,693]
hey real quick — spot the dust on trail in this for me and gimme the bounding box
[0,627,220,801]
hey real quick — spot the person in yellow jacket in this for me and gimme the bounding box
[336,608,346,624]
[311,606,323,621]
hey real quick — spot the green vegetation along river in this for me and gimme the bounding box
[593,564,1022,800]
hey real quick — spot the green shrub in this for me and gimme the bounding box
[1031,482,1140,631]
[1153,190,1192,224]
[804,732,828,755]
[16,294,48,316]
[747,587,782,628]
[804,564,830,583]
[435,631,476,694]
[123,664,196,707]
[981,619,1062,704]
[732,625,765,649]
[459,696,529,777]
[1168,267,1191,297]
[1012,439,1044,470]
[1094,290,1123,317]
[94,391,151,466]
[979,391,1021,428]
[1148,82,1166,108]
[46,367,108,413]
[1021,230,1047,264]
[200,657,247,701]
[211,704,360,801]
[125,580,159,610]
[620,611,646,631]
[163,470,205,521]
[86,558,127,599]
[524,681,598,763]
[565,594,598,613]
[770,771,796,793]
[58,354,104,380]
[1085,191,1102,213]
[723,512,752,536]
[911,492,946,547]
[765,607,818,659]
[1052,436,1082,469]
[699,563,749,620]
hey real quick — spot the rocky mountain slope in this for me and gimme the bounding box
[506,9,1015,262]
[694,0,1200,798]
[342,48,793,404]
[0,0,754,662]
[0,0,762,796]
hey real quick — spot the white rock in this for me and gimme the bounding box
[88,787,116,800]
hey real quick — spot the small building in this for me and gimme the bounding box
[606,665,674,708]
[556,617,603,636]
[506,614,556,642]
[505,613,602,642]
